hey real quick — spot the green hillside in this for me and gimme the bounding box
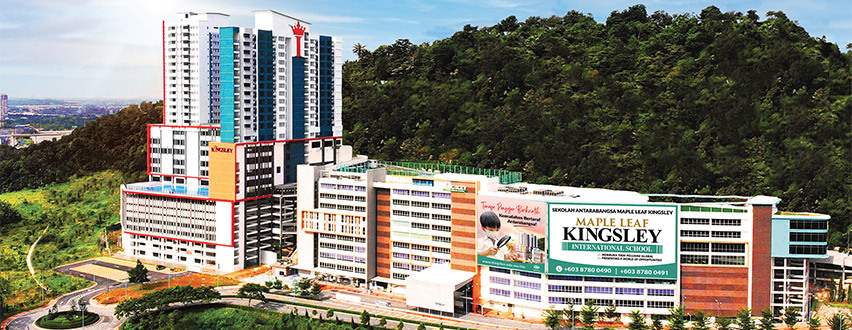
[0,101,162,193]
[0,171,123,321]
[343,5,851,244]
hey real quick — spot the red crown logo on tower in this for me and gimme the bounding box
[290,22,306,57]
[290,22,306,36]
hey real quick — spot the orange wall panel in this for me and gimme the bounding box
[208,142,236,201]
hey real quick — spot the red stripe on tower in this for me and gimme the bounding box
[290,22,306,57]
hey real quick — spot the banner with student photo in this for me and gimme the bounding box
[476,195,547,272]
[547,203,678,279]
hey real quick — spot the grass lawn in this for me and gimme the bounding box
[36,311,99,329]
[121,304,282,330]
[94,273,239,304]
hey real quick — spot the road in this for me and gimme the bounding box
[4,259,191,330]
[5,259,536,329]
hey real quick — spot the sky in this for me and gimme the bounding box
[0,0,850,99]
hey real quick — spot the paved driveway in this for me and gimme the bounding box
[4,258,191,330]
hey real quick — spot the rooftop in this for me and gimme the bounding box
[332,160,523,184]
[124,182,209,198]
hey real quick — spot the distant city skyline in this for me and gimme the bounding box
[1,0,850,99]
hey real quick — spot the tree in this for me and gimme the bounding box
[718,317,734,330]
[380,317,388,327]
[397,321,405,330]
[847,286,852,304]
[581,300,600,330]
[783,308,801,329]
[326,309,334,318]
[417,323,426,330]
[829,313,849,330]
[810,317,822,330]
[128,260,149,284]
[840,283,847,303]
[693,311,710,330]
[310,282,322,297]
[114,285,219,319]
[544,308,565,329]
[651,316,664,330]
[736,309,756,330]
[629,310,647,330]
[668,306,686,330]
[761,308,779,330]
[604,304,619,323]
[360,309,371,326]
[237,283,269,305]
[565,302,576,328]
[295,277,313,297]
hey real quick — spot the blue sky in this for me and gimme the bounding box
[0,0,849,99]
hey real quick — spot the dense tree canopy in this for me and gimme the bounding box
[0,101,162,193]
[343,5,851,244]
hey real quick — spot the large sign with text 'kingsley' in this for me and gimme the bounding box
[547,203,678,279]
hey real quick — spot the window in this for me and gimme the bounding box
[548,275,583,281]
[548,285,582,293]
[712,255,745,265]
[411,212,430,219]
[712,231,741,238]
[412,255,430,262]
[432,214,451,221]
[490,288,510,297]
[392,262,410,270]
[681,230,710,237]
[432,224,451,232]
[411,222,430,230]
[433,247,450,254]
[515,280,541,290]
[392,200,410,206]
[432,192,451,199]
[412,179,434,186]
[585,286,613,294]
[549,297,582,305]
[393,273,409,280]
[616,300,644,307]
[712,219,742,226]
[490,276,511,285]
[516,271,541,278]
[412,244,430,252]
[790,232,827,242]
[790,220,828,230]
[392,189,409,195]
[392,210,410,217]
[392,252,409,259]
[789,245,825,255]
[647,289,675,296]
[411,201,430,208]
[490,267,511,274]
[432,236,451,243]
[647,301,675,309]
[681,255,709,264]
[712,243,746,253]
[615,288,644,295]
[681,218,710,225]
[682,242,710,252]
[514,292,541,302]
[432,203,451,210]
[411,191,430,197]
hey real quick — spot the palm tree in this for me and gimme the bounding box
[352,43,369,59]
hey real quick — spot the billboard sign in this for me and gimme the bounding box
[547,203,678,279]
[476,196,547,272]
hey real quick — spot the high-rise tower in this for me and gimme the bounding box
[120,11,346,273]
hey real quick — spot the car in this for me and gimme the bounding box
[156,265,166,270]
